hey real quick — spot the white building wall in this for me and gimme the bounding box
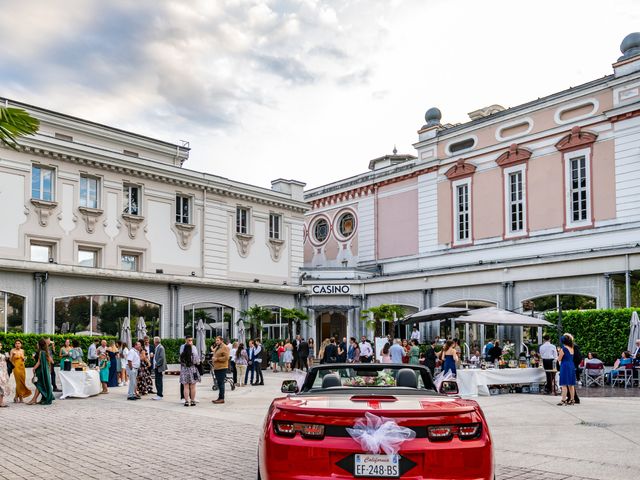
[614,115,640,222]
[417,171,438,254]
[203,198,229,278]
[358,197,375,262]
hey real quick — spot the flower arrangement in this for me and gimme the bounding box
[344,372,397,387]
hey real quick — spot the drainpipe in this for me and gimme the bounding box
[34,272,48,334]
[625,254,631,308]
[604,274,611,309]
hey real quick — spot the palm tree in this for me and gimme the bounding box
[240,305,273,340]
[0,106,39,149]
[280,307,309,339]
[361,304,406,338]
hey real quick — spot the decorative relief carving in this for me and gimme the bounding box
[232,232,254,257]
[445,159,476,180]
[267,238,285,262]
[555,126,598,152]
[78,206,104,234]
[122,214,145,239]
[496,144,532,167]
[30,199,58,227]
[172,222,196,249]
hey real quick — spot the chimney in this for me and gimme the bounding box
[271,179,306,201]
[614,32,640,77]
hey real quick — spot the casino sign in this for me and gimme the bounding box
[311,284,351,295]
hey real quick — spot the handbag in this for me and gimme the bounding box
[32,374,38,384]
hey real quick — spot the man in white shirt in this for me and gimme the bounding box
[87,340,99,368]
[359,336,373,363]
[253,340,264,385]
[97,339,108,357]
[410,327,421,343]
[539,335,558,394]
[126,341,142,401]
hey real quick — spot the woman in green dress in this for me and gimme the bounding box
[409,339,420,365]
[27,338,54,405]
[59,339,72,369]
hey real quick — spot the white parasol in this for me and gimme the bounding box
[196,319,207,356]
[120,317,132,348]
[135,316,147,341]
[627,311,640,352]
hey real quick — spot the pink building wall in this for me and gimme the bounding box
[473,168,502,240]
[377,187,418,259]
[438,180,452,245]
[527,152,564,231]
[592,139,616,221]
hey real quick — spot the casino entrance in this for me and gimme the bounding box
[315,310,347,344]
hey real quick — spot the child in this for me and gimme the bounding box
[98,352,110,394]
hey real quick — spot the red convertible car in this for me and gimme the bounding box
[258,364,493,480]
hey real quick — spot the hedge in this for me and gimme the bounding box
[544,308,639,365]
[0,333,117,367]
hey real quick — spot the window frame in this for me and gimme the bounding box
[79,174,101,209]
[120,251,142,272]
[268,212,282,240]
[335,210,357,241]
[123,183,142,216]
[563,147,592,229]
[31,164,56,202]
[77,246,101,268]
[311,216,330,245]
[452,177,472,246]
[503,164,527,237]
[175,194,192,225]
[236,206,250,235]
[29,241,55,263]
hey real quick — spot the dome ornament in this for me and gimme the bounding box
[619,32,640,61]
[423,107,442,128]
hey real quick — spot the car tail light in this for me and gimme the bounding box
[427,423,481,441]
[274,421,325,439]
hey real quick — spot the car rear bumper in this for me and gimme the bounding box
[259,433,494,480]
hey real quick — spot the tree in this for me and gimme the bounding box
[7,294,24,331]
[99,299,130,336]
[280,308,309,339]
[0,106,39,149]
[67,296,100,333]
[361,304,406,338]
[184,308,214,337]
[240,305,273,340]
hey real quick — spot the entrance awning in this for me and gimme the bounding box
[399,307,469,325]
[461,307,552,326]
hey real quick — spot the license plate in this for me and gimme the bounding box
[354,454,400,478]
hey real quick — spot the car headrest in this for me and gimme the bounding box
[396,368,418,388]
[321,374,342,389]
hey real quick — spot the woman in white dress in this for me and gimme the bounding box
[0,341,11,407]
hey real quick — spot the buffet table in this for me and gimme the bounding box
[456,368,546,397]
[59,370,102,399]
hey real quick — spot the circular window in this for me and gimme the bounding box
[337,212,356,239]
[313,218,329,243]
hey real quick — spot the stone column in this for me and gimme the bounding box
[33,272,48,334]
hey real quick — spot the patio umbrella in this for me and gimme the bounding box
[120,317,132,348]
[196,319,207,356]
[461,307,552,326]
[399,307,469,325]
[135,316,147,341]
[627,311,640,352]
[237,319,246,346]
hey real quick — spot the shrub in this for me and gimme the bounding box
[0,333,117,367]
[544,308,639,365]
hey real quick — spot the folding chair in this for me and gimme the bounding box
[611,365,633,388]
[583,363,605,387]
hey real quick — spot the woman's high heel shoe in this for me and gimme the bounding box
[557,400,567,406]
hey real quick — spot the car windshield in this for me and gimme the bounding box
[302,364,436,392]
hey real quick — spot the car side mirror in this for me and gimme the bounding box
[440,380,459,395]
[281,380,299,394]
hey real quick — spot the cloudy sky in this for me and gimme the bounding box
[1,0,638,188]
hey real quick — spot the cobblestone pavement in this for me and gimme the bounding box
[0,371,636,480]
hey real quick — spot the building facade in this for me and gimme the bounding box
[302,33,640,345]
[0,100,307,339]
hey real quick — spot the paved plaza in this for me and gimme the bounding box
[0,371,637,480]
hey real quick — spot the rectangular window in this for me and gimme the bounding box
[32,165,55,201]
[80,175,100,209]
[564,148,592,228]
[123,184,140,215]
[121,253,140,272]
[505,167,526,235]
[176,195,191,224]
[269,213,281,240]
[453,179,471,244]
[78,247,99,268]
[30,242,53,262]
[236,207,249,234]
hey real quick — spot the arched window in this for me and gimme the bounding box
[336,211,356,239]
[312,218,329,243]
[0,292,25,333]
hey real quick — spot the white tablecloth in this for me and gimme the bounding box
[456,368,546,397]
[59,370,102,399]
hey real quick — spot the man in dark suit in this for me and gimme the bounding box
[292,335,301,371]
[324,337,338,364]
[573,343,583,404]
[424,340,437,376]
[152,337,166,400]
[297,338,309,371]
[337,337,347,363]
